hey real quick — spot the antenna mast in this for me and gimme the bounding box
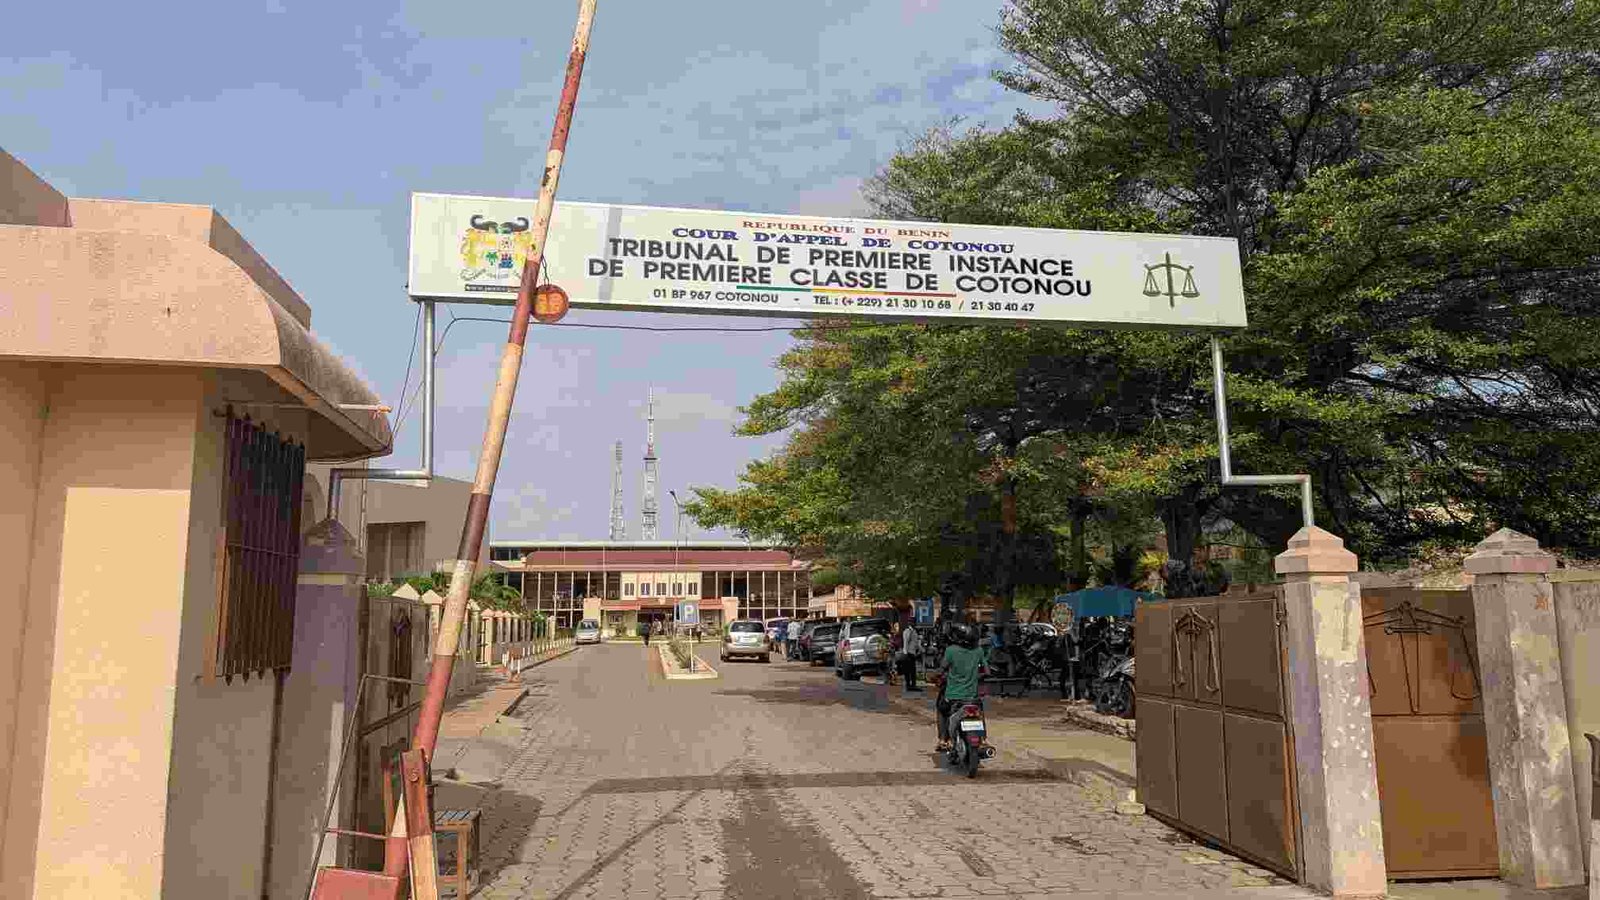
[609,441,626,541]
[640,389,659,540]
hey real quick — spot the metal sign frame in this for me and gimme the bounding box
[406,194,1249,331]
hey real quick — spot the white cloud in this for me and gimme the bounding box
[650,390,741,435]
[791,176,871,217]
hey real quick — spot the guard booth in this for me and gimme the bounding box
[1135,586,1498,882]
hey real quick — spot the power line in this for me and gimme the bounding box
[389,312,802,435]
[443,315,802,334]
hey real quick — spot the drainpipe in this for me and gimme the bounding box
[1210,335,1314,529]
[327,299,436,520]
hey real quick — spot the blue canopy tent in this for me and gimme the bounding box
[1053,585,1159,620]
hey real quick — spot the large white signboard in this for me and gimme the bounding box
[407,192,1247,329]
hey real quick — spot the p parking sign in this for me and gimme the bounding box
[676,601,699,625]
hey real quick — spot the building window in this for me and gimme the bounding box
[657,582,667,596]
[624,582,634,596]
[209,411,305,681]
[672,582,683,596]
[640,583,650,596]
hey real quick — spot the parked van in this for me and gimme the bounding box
[575,619,602,645]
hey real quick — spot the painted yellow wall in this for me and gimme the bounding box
[0,363,49,877]
[3,366,201,899]
[161,383,309,899]
[0,365,303,899]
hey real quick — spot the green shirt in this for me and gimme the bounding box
[940,644,985,700]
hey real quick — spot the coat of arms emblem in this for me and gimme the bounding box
[459,214,534,285]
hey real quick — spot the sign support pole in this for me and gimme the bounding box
[384,0,598,883]
[1210,335,1314,528]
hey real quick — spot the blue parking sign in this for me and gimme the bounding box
[913,598,934,625]
[676,601,699,625]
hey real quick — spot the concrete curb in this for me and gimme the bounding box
[1061,701,1136,740]
[511,643,577,676]
[657,644,719,680]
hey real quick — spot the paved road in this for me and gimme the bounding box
[456,643,1307,900]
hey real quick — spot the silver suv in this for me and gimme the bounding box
[721,619,770,663]
[835,617,892,680]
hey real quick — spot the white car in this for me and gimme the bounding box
[722,619,771,662]
[575,619,602,645]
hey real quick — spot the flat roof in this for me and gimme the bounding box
[490,540,784,550]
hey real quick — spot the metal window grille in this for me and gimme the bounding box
[209,411,305,681]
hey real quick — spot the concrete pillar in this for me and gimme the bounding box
[1275,526,1387,898]
[1466,528,1586,888]
[1549,571,1600,891]
[268,519,364,898]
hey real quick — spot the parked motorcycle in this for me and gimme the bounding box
[1089,618,1135,718]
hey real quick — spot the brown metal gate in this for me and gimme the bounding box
[1362,587,1498,878]
[1136,592,1302,879]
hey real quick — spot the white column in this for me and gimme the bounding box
[1275,526,1386,897]
[1466,528,1585,888]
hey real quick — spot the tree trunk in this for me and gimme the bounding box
[1161,490,1206,599]
[1069,503,1089,586]
[995,468,1018,633]
[1111,542,1139,588]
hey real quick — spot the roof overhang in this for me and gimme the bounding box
[0,223,392,460]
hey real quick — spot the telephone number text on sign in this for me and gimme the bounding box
[407,194,1247,330]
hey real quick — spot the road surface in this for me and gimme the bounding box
[456,642,1303,899]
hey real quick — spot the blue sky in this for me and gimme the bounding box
[2,0,1049,540]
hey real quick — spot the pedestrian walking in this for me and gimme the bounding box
[900,622,922,693]
[642,618,652,647]
[785,618,802,660]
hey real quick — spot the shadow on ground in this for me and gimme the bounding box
[583,767,1072,795]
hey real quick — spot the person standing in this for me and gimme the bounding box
[786,618,802,660]
[900,622,923,693]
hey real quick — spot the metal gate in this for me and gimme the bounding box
[1136,592,1302,879]
[1362,587,1498,878]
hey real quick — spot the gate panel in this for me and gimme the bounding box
[1174,704,1228,843]
[1224,712,1296,872]
[1219,597,1282,718]
[1137,591,1301,881]
[1137,696,1178,818]
[1173,602,1222,704]
[1136,602,1173,698]
[1363,587,1498,879]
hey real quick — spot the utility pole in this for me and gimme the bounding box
[388,0,597,884]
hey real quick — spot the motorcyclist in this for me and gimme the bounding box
[933,622,987,752]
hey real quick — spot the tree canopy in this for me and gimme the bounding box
[691,0,1600,603]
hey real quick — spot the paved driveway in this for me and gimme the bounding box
[455,643,1308,899]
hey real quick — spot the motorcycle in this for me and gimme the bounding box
[1091,619,1136,718]
[945,698,994,778]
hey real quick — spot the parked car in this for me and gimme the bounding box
[835,617,892,680]
[796,617,833,661]
[575,619,602,645]
[764,617,791,650]
[721,619,771,663]
[805,621,842,666]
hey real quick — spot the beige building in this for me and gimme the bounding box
[303,466,482,583]
[491,540,813,632]
[0,150,392,899]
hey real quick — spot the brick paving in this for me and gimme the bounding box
[447,642,1314,899]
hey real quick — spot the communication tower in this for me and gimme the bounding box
[640,390,659,540]
[608,441,626,541]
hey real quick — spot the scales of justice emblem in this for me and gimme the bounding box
[1143,252,1200,307]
